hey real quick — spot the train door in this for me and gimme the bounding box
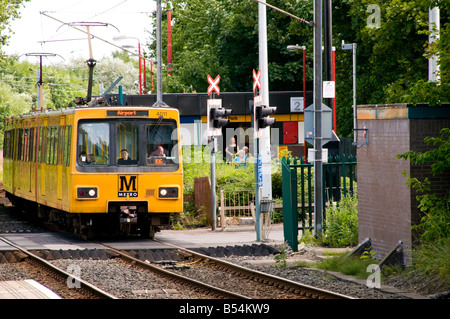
[39,119,48,196]
[34,119,41,201]
[57,117,65,200]
[11,127,17,193]
[28,126,35,193]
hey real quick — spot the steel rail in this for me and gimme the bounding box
[97,243,250,299]
[154,239,355,299]
[0,236,117,299]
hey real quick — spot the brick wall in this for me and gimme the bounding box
[409,119,450,229]
[356,105,450,266]
[357,118,413,264]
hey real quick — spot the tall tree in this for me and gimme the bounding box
[0,0,29,50]
[148,0,314,93]
[333,0,449,136]
[147,0,448,137]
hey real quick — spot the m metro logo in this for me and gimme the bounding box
[118,175,138,197]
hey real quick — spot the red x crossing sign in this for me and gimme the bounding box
[253,69,261,93]
[207,74,221,96]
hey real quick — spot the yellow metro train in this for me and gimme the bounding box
[3,105,183,238]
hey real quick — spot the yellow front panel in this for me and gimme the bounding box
[70,172,183,214]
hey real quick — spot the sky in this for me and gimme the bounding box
[4,0,156,64]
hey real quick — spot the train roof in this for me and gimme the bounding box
[4,103,179,122]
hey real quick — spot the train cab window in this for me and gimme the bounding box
[77,122,110,166]
[146,121,178,165]
[116,122,138,165]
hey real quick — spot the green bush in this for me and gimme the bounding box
[181,145,256,223]
[323,193,359,247]
[398,128,450,244]
[397,128,450,285]
[413,237,450,282]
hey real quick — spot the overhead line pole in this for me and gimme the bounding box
[323,0,333,131]
[254,0,324,237]
[153,0,166,106]
[313,0,324,237]
[23,52,63,110]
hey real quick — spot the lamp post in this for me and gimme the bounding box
[114,36,142,94]
[143,50,147,94]
[287,44,307,160]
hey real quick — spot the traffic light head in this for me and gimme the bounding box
[211,108,232,128]
[255,105,276,132]
[210,107,232,129]
[208,106,232,136]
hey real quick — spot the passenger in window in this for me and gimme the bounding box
[117,149,133,165]
[149,145,167,157]
[79,152,94,164]
[79,152,88,164]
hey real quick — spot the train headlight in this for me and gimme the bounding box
[158,187,178,199]
[77,187,98,199]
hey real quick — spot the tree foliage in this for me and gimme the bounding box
[149,0,314,93]
[0,0,448,142]
[398,128,450,244]
[334,0,449,136]
[147,0,448,138]
[0,53,142,147]
[0,0,29,48]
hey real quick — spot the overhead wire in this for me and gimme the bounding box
[38,0,128,50]
[40,11,145,59]
[84,0,129,21]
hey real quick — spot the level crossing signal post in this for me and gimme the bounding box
[252,69,276,241]
[207,74,232,230]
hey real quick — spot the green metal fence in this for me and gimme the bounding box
[281,155,357,251]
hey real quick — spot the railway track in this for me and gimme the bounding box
[150,239,354,300]
[94,243,250,299]
[94,239,354,299]
[0,202,353,300]
[0,236,117,299]
[1,232,354,299]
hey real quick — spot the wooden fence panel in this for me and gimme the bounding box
[194,176,212,225]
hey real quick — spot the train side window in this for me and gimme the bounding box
[46,127,57,165]
[57,126,62,165]
[17,129,23,161]
[22,129,28,162]
[63,125,71,166]
[46,128,51,164]
[3,131,8,158]
[4,130,11,159]
[77,122,110,166]
[28,128,35,162]
[38,127,46,163]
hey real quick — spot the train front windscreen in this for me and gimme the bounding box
[76,118,180,172]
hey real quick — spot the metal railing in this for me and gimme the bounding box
[219,190,255,225]
[281,155,357,251]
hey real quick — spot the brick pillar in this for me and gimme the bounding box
[356,104,450,265]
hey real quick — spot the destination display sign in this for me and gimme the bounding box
[107,110,149,117]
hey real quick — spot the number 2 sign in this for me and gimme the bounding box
[290,97,304,113]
